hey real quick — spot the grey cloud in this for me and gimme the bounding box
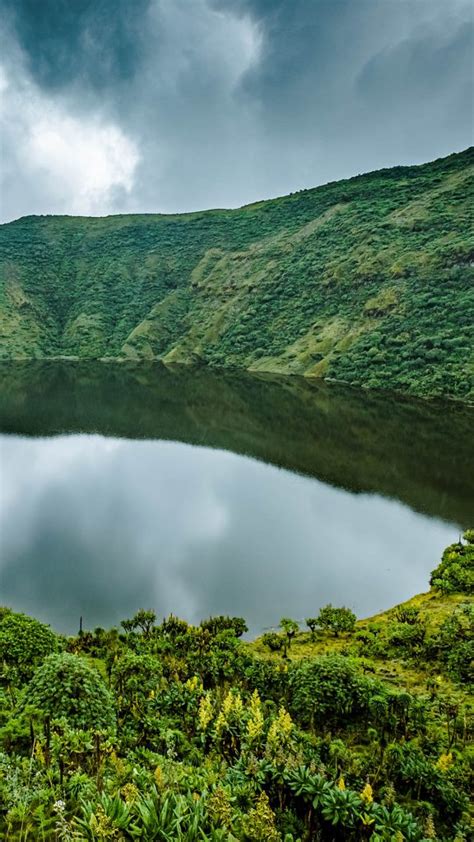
[357,20,473,112]
[0,0,472,221]
[0,0,151,91]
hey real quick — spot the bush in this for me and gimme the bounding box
[261,632,284,652]
[25,653,115,731]
[315,605,356,636]
[430,532,474,594]
[0,612,59,681]
[433,604,474,682]
[288,654,380,727]
[200,616,248,638]
[394,606,420,624]
[387,620,425,650]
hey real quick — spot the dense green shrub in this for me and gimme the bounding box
[25,653,115,731]
[430,531,474,594]
[261,632,284,652]
[0,611,59,681]
[111,652,163,699]
[200,615,248,638]
[314,604,356,636]
[288,654,380,727]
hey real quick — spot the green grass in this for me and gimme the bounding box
[1,148,473,401]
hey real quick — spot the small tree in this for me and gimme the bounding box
[280,618,299,654]
[121,609,156,637]
[305,617,319,641]
[316,605,356,637]
[200,616,248,638]
[161,614,189,637]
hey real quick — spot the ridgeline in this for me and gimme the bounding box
[1,149,473,402]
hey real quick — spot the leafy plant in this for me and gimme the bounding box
[314,605,356,636]
[24,653,115,731]
[430,532,474,594]
[0,611,59,682]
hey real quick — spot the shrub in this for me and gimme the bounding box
[262,632,284,652]
[0,612,59,681]
[315,605,356,636]
[200,616,248,638]
[430,532,474,594]
[111,652,162,699]
[25,653,115,731]
[288,654,381,728]
[387,620,426,650]
[394,606,420,624]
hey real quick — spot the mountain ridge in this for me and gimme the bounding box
[1,148,473,402]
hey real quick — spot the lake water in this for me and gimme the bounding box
[0,362,472,634]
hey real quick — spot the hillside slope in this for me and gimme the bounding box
[1,149,473,401]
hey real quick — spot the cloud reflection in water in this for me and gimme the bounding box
[0,434,457,634]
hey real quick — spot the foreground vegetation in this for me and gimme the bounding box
[0,534,472,840]
[1,149,473,402]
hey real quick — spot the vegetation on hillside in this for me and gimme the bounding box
[1,149,473,402]
[0,534,472,840]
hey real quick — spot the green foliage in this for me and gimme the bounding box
[111,652,163,701]
[0,537,472,840]
[0,610,59,681]
[200,615,248,638]
[288,654,384,728]
[262,632,284,652]
[431,603,474,682]
[1,149,473,402]
[305,617,318,640]
[430,531,474,594]
[315,604,356,636]
[25,653,115,731]
[280,618,299,653]
[394,606,420,624]
[121,608,157,636]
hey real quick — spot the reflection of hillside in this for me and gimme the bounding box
[0,361,472,526]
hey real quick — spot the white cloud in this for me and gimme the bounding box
[28,112,138,215]
[0,66,139,218]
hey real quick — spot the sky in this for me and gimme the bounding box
[0,0,472,223]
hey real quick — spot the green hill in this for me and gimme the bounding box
[1,148,473,401]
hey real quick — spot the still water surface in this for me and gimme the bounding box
[0,363,472,634]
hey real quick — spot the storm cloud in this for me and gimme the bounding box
[0,0,472,221]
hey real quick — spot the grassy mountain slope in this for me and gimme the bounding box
[1,149,473,401]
